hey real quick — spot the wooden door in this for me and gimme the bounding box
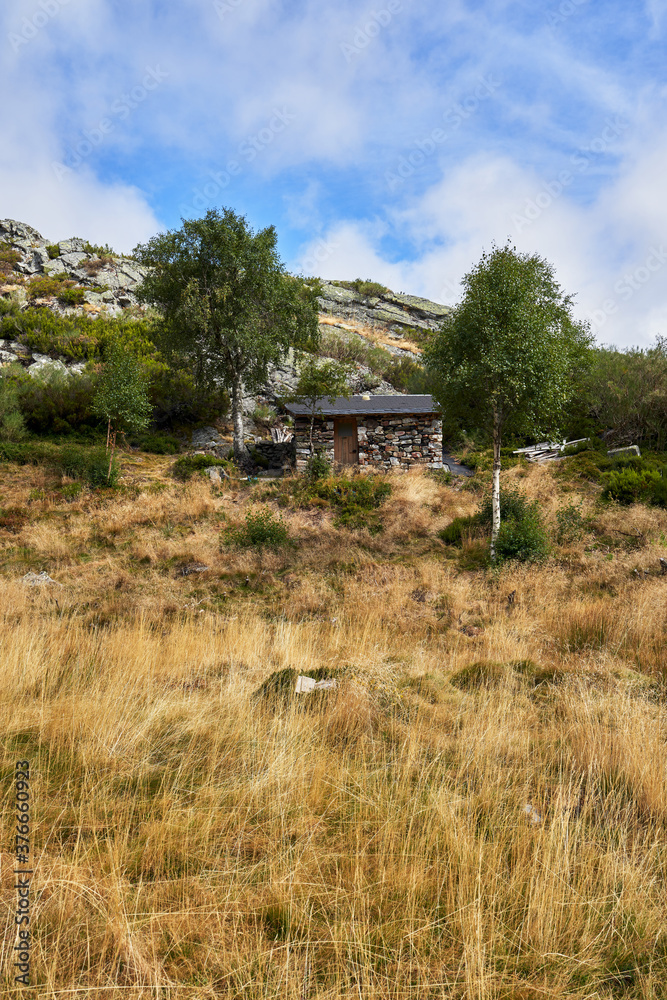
[334,418,358,465]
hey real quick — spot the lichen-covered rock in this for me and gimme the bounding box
[0,218,148,313]
[317,281,450,334]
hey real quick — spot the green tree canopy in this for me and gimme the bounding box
[133,208,320,458]
[424,242,592,559]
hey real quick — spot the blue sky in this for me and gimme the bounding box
[2,0,667,347]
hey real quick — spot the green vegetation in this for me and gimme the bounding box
[305,450,331,480]
[82,241,117,258]
[440,484,550,563]
[317,330,428,391]
[26,274,85,304]
[46,244,61,259]
[0,439,119,488]
[336,278,389,297]
[602,465,667,506]
[222,507,290,549]
[0,368,27,441]
[425,241,592,560]
[555,447,667,508]
[133,207,319,459]
[92,340,152,480]
[275,472,392,533]
[0,302,157,360]
[171,454,230,481]
[0,243,22,274]
[285,354,352,454]
[16,366,98,437]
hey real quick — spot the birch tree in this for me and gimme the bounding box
[286,355,352,455]
[133,209,319,460]
[92,341,152,481]
[424,243,592,560]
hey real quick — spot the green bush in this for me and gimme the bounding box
[305,450,331,480]
[128,432,181,455]
[58,286,85,306]
[0,307,159,362]
[494,511,550,563]
[27,275,69,299]
[83,241,117,258]
[0,243,22,273]
[477,485,550,563]
[149,367,229,428]
[171,454,228,481]
[18,368,98,436]
[337,278,389,297]
[0,371,27,441]
[57,444,119,488]
[601,465,667,506]
[223,507,289,549]
[477,484,535,527]
[46,245,61,259]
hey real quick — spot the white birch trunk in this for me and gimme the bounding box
[491,406,502,562]
[231,375,247,460]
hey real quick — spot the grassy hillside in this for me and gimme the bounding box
[1,453,667,997]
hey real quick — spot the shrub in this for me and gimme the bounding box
[494,511,550,563]
[477,484,535,527]
[601,466,667,506]
[58,286,85,306]
[0,370,27,441]
[27,275,68,299]
[0,243,22,274]
[57,444,120,488]
[46,245,61,259]
[305,450,331,480]
[0,307,159,362]
[171,454,228,481]
[439,515,477,545]
[18,368,99,436]
[477,485,550,563]
[223,507,290,549]
[338,278,389,297]
[83,241,117,258]
[59,482,83,500]
[149,367,229,428]
[128,432,181,455]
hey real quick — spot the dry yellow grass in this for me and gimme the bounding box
[318,314,423,357]
[1,458,667,997]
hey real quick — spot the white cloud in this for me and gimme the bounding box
[0,161,160,251]
[296,140,667,349]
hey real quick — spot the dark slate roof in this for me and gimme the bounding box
[284,394,441,416]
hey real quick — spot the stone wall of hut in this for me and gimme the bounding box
[294,414,443,471]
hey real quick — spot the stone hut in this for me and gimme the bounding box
[284,395,443,472]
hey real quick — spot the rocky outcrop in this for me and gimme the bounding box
[317,281,450,336]
[0,338,87,378]
[1,219,449,408]
[0,219,148,314]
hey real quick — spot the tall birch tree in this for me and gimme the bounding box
[424,243,592,560]
[133,209,319,460]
